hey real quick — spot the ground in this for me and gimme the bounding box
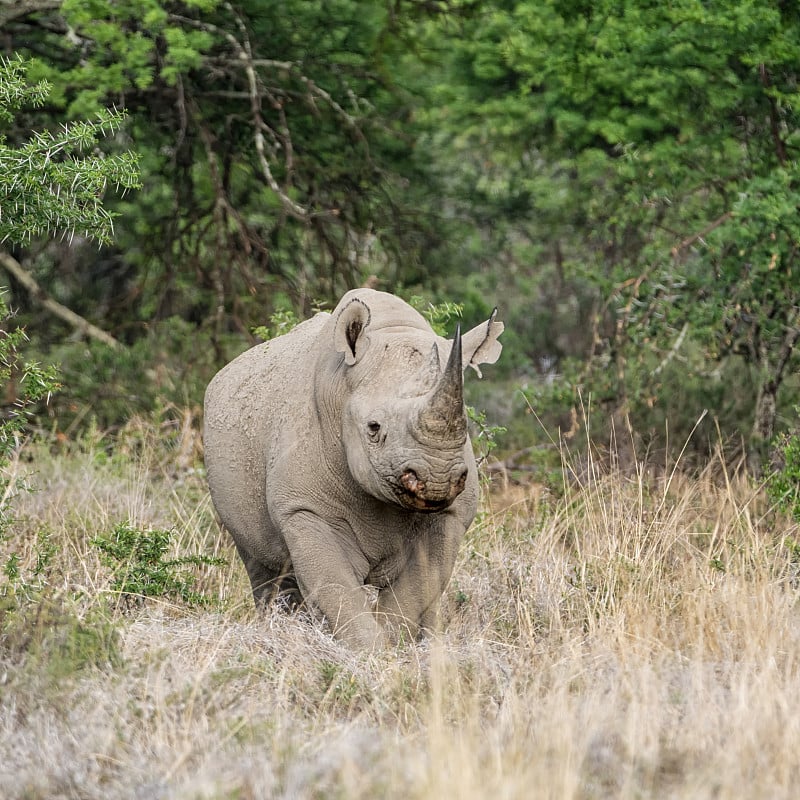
[1,416,799,799]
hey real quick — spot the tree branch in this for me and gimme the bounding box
[652,322,689,376]
[170,5,370,221]
[0,250,122,349]
[0,0,62,27]
[769,310,800,395]
[170,10,310,221]
[670,211,733,258]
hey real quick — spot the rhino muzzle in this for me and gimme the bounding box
[398,465,468,512]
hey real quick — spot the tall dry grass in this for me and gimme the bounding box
[1,416,799,799]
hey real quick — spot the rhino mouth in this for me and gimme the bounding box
[395,469,465,513]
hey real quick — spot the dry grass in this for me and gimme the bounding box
[2,418,800,799]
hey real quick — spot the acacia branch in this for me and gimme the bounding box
[0,250,122,349]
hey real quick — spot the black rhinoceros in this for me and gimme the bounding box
[204,289,503,649]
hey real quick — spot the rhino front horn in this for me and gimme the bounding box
[416,325,467,443]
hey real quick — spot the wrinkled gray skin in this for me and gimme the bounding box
[204,289,503,650]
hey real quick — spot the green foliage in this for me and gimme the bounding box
[0,296,60,534]
[92,520,226,608]
[8,0,452,348]
[4,0,800,462]
[1,593,121,680]
[0,56,140,245]
[423,0,800,453]
[0,298,60,455]
[467,405,506,464]
[0,516,120,681]
[407,295,463,336]
[318,660,365,707]
[251,309,302,342]
[1,528,57,607]
[766,410,800,523]
[37,315,229,429]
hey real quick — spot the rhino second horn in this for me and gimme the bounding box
[416,325,467,442]
[419,341,442,389]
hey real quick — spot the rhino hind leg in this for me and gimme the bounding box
[234,543,302,610]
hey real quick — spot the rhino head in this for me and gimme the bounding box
[329,295,503,513]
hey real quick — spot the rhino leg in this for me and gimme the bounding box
[234,543,302,609]
[282,512,387,651]
[375,523,462,640]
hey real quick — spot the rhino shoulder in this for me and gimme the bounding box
[205,312,329,422]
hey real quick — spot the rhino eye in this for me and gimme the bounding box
[366,421,382,443]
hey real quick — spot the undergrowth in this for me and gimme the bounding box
[1,411,799,799]
[92,520,227,609]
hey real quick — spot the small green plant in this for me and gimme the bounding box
[1,592,122,679]
[92,520,226,608]
[1,296,61,536]
[318,660,366,707]
[0,531,56,635]
[766,409,800,524]
[251,308,302,342]
[2,529,57,603]
[407,295,463,336]
[467,405,506,465]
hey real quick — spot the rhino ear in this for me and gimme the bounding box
[334,298,372,365]
[461,308,504,378]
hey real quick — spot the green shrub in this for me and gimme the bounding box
[766,409,800,524]
[407,294,463,336]
[92,520,226,608]
[1,594,121,679]
[0,296,60,536]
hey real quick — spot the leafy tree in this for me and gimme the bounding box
[0,2,472,427]
[424,1,800,457]
[4,1,454,339]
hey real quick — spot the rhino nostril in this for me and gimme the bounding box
[400,469,425,496]
[448,468,468,500]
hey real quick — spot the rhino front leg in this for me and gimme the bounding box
[282,512,387,651]
[375,523,462,641]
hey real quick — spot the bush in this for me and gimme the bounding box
[0,296,60,535]
[92,520,226,609]
[766,409,800,524]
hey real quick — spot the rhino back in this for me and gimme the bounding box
[203,313,329,564]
